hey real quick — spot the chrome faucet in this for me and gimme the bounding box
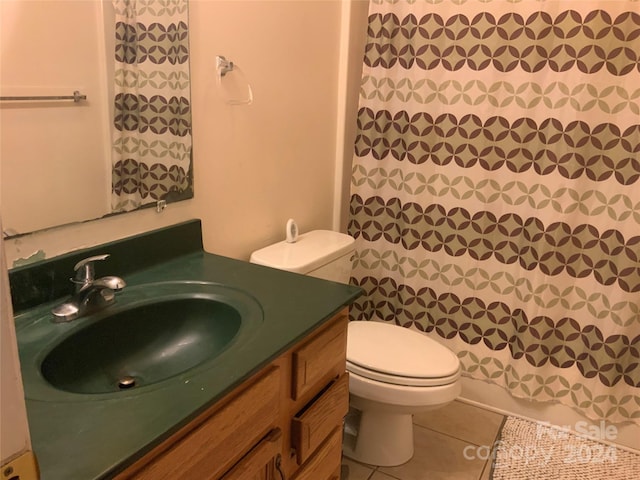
[51,254,126,322]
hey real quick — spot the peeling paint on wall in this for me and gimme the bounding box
[11,250,46,269]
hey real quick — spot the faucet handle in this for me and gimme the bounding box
[73,254,110,287]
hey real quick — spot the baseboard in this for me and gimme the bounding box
[458,377,640,454]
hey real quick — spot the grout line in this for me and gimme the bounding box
[412,421,501,448]
[478,459,491,480]
[346,402,506,480]
[343,457,379,480]
[482,416,508,480]
[371,470,401,480]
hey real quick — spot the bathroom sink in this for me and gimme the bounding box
[32,282,263,396]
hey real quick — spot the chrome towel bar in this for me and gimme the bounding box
[0,90,87,102]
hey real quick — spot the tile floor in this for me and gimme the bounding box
[341,400,505,480]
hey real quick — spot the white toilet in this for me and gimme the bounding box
[250,229,462,467]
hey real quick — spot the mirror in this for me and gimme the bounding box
[0,0,193,237]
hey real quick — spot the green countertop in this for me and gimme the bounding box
[14,250,362,479]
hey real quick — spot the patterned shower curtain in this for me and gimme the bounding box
[349,0,639,424]
[111,0,192,212]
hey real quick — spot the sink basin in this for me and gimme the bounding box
[29,282,263,397]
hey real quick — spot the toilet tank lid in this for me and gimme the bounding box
[249,230,355,274]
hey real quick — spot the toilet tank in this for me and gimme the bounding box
[249,230,355,284]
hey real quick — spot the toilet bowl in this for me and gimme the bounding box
[250,228,462,467]
[343,320,461,466]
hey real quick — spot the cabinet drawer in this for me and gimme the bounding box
[128,366,281,480]
[291,373,349,465]
[221,428,282,480]
[292,312,347,401]
[291,427,343,480]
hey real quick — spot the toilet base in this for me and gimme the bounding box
[342,408,414,467]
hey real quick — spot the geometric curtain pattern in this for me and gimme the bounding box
[348,0,640,424]
[111,0,192,212]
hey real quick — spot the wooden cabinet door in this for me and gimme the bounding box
[291,373,349,465]
[220,428,283,480]
[291,427,343,480]
[118,366,281,480]
[291,312,347,402]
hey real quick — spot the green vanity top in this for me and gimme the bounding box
[10,221,362,479]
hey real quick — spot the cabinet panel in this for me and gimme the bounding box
[221,428,282,480]
[291,373,349,465]
[115,310,350,480]
[292,312,347,401]
[127,366,281,480]
[291,427,343,480]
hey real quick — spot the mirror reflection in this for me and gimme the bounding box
[0,0,193,237]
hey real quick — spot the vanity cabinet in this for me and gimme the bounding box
[115,308,349,480]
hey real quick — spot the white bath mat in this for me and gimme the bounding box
[491,417,640,480]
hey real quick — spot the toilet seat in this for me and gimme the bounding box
[347,321,461,387]
[346,361,460,387]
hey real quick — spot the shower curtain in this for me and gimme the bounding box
[111,0,192,212]
[349,0,639,424]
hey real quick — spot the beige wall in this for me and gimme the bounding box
[0,228,31,465]
[190,0,343,260]
[335,0,369,232]
[0,0,111,235]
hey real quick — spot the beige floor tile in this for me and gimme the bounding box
[413,400,504,447]
[378,424,487,480]
[342,457,376,480]
[479,460,493,480]
[370,472,402,480]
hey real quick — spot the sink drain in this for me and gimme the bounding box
[117,376,137,389]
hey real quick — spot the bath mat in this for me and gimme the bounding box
[490,417,640,480]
